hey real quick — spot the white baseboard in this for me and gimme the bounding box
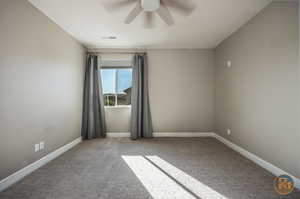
[153,132,214,137]
[107,132,130,137]
[0,137,82,192]
[213,133,300,190]
[107,132,214,138]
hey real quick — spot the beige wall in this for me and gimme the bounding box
[298,6,300,180]
[0,0,86,180]
[215,1,300,178]
[149,50,215,132]
[105,49,215,133]
[105,107,131,132]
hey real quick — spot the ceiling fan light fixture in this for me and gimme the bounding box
[102,0,196,27]
[141,0,160,11]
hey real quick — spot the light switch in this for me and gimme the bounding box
[227,129,231,135]
[227,61,232,68]
[34,144,39,152]
[40,142,45,150]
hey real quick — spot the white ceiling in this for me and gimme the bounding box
[28,0,273,49]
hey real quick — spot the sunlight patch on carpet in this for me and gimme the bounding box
[146,156,228,199]
[122,156,195,199]
[122,155,228,199]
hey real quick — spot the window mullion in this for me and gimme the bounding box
[115,69,118,106]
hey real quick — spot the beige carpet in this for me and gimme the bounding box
[0,138,299,199]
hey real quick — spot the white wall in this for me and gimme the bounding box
[105,49,215,133]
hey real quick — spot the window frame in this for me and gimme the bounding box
[100,66,132,108]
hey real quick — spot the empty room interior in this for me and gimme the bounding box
[0,0,300,198]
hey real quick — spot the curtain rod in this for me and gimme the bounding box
[87,51,146,55]
[87,48,147,55]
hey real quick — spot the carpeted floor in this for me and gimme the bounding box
[0,138,299,199]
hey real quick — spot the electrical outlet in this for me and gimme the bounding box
[40,142,45,150]
[227,129,231,135]
[34,144,40,152]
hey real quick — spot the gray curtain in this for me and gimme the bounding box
[131,54,153,139]
[81,55,106,139]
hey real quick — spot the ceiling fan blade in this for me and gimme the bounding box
[125,2,143,24]
[102,0,137,11]
[162,0,196,16]
[156,2,174,26]
[143,12,154,29]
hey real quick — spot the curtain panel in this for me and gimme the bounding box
[81,55,106,139]
[131,54,153,139]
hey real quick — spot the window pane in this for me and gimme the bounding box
[101,69,116,94]
[117,69,132,105]
[117,93,131,106]
[103,95,116,106]
[100,68,132,106]
[117,69,132,93]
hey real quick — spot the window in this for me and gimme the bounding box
[101,68,132,106]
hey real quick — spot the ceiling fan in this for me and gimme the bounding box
[102,0,196,28]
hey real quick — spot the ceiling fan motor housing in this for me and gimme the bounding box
[141,0,160,11]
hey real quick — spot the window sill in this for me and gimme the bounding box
[104,105,131,109]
